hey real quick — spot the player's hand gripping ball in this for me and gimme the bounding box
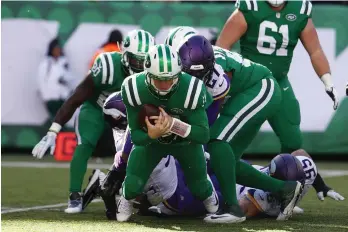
[138,104,160,131]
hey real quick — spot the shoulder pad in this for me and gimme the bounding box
[91,52,116,85]
[236,0,259,12]
[206,64,230,100]
[184,76,205,110]
[300,0,312,16]
[122,75,142,107]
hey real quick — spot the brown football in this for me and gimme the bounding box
[138,104,160,131]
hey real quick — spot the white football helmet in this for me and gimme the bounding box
[164,26,198,52]
[121,29,155,74]
[145,44,182,98]
[267,0,286,7]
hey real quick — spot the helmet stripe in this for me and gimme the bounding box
[184,31,196,38]
[168,27,181,46]
[158,46,164,72]
[137,30,143,52]
[144,32,150,52]
[165,45,172,73]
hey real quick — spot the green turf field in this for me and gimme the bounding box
[2,156,348,232]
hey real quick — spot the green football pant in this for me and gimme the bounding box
[123,143,213,201]
[209,77,286,205]
[70,103,106,192]
[268,77,302,153]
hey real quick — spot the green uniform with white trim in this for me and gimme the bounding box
[70,52,126,192]
[121,72,214,200]
[209,47,289,207]
[236,0,313,152]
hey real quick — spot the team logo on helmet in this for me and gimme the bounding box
[123,36,130,48]
[145,54,151,68]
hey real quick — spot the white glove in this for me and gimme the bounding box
[317,189,345,201]
[321,74,339,110]
[325,86,339,110]
[32,131,57,159]
[146,188,164,206]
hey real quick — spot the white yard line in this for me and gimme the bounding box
[1,199,103,214]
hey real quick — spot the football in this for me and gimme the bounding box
[138,104,160,131]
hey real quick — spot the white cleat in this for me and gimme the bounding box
[204,203,246,224]
[204,213,246,224]
[116,196,134,222]
[64,192,83,214]
[203,190,219,214]
[293,206,304,215]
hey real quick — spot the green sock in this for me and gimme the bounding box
[236,161,285,193]
[208,141,238,206]
[69,144,94,192]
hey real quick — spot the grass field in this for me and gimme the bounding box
[2,155,348,232]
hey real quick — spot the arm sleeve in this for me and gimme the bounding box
[122,129,133,155]
[206,98,224,126]
[121,84,154,146]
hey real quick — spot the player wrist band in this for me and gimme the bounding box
[320,73,333,88]
[49,122,62,134]
[169,118,191,138]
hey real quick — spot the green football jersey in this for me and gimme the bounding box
[88,52,127,108]
[121,72,213,145]
[214,46,272,96]
[236,0,312,80]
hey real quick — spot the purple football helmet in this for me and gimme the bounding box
[269,153,305,182]
[178,35,215,83]
[103,92,127,130]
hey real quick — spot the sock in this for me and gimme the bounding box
[208,140,238,206]
[69,144,94,192]
[236,161,286,193]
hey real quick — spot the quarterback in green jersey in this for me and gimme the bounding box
[216,0,339,152]
[32,29,155,214]
[117,44,218,222]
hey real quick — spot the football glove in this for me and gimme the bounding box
[317,186,345,201]
[325,86,339,110]
[32,131,57,159]
[146,187,164,206]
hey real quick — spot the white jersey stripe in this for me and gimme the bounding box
[100,54,107,84]
[191,80,203,109]
[124,78,134,106]
[184,77,195,108]
[132,76,142,106]
[106,53,114,85]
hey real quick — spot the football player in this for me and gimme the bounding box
[116,44,219,222]
[215,0,341,204]
[31,29,155,214]
[172,34,303,223]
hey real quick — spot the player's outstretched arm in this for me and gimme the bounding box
[54,74,95,126]
[291,149,345,201]
[216,9,247,50]
[32,73,95,159]
[300,19,339,110]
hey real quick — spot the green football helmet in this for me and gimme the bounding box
[145,44,182,99]
[121,29,155,75]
